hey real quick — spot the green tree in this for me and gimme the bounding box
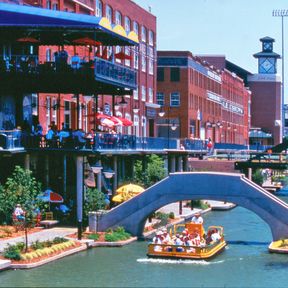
[0,166,42,224]
[134,154,166,188]
[83,188,106,226]
[252,169,264,186]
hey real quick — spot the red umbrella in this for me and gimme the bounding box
[38,189,64,203]
[117,117,133,126]
[115,51,132,60]
[16,37,40,43]
[72,37,102,46]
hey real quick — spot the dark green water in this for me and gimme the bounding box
[1,196,288,288]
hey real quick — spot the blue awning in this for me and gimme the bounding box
[0,3,138,46]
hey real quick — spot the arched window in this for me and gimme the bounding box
[95,0,103,17]
[115,11,122,25]
[125,16,131,33]
[134,115,139,137]
[133,21,139,35]
[106,5,112,23]
[125,113,132,135]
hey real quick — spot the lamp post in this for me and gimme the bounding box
[272,9,287,139]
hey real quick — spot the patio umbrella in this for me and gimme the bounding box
[72,37,102,46]
[116,183,144,194]
[116,117,133,127]
[38,189,64,203]
[16,37,40,43]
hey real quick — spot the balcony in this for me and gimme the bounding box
[94,58,137,89]
[0,55,136,94]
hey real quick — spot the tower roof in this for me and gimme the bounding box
[253,51,281,59]
[260,36,275,42]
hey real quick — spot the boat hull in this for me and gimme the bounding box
[147,240,227,260]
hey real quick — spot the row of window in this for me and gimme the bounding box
[95,0,154,45]
[134,86,154,103]
[156,92,180,107]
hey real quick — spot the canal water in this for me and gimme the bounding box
[1,195,288,288]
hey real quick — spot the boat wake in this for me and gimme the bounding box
[137,258,224,265]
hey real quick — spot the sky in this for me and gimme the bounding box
[133,0,287,86]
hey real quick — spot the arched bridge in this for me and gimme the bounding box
[98,172,288,241]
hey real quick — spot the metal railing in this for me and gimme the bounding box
[0,129,23,150]
[94,57,137,89]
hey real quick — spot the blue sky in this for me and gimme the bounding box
[133,0,286,75]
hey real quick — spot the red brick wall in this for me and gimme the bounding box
[188,159,238,173]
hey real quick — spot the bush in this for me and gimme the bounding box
[168,212,175,219]
[3,244,21,260]
[31,240,45,250]
[104,226,131,242]
[53,237,67,244]
[87,233,100,240]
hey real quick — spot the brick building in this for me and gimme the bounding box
[7,0,157,137]
[157,51,250,145]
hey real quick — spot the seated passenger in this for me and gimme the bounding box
[161,228,171,244]
[14,204,25,221]
[211,229,222,242]
[191,212,203,224]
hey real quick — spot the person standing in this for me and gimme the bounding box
[191,212,203,224]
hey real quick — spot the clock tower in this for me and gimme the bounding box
[248,36,282,145]
[253,36,280,74]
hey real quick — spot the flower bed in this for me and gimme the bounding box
[0,237,82,264]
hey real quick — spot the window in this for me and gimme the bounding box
[133,86,139,100]
[141,85,146,101]
[46,97,51,131]
[115,46,121,63]
[133,49,139,69]
[51,98,57,124]
[106,5,112,23]
[149,30,154,46]
[64,101,71,129]
[95,0,103,17]
[133,21,139,35]
[125,16,131,33]
[31,94,38,116]
[52,3,58,10]
[141,116,147,137]
[46,49,52,61]
[115,11,122,25]
[141,44,146,72]
[156,92,164,106]
[170,67,180,82]
[134,115,139,137]
[148,88,153,103]
[46,0,51,9]
[148,47,154,75]
[170,92,180,107]
[125,47,131,67]
[157,67,164,81]
[141,26,146,42]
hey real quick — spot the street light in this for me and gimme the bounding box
[272,9,287,139]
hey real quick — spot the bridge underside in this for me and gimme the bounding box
[98,172,288,241]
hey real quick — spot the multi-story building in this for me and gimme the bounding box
[6,0,157,138]
[157,51,250,145]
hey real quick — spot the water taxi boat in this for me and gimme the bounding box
[147,223,226,260]
[269,239,288,254]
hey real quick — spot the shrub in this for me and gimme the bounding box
[31,240,45,250]
[104,226,131,242]
[168,212,175,219]
[3,244,21,260]
[87,233,100,240]
[53,237,67,244]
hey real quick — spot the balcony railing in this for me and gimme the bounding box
[0,130,24,150]
[94,58,137,89]
[0,55,137,90]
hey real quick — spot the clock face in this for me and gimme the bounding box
[259,58,275,73]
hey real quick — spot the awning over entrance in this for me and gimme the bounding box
[0,3,139,46]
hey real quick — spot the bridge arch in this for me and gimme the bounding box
[98,172,288,241]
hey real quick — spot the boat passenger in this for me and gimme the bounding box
[211,229,222,242]
[153,231,163,252]
[191,212,203,224]
[161,228,171,244]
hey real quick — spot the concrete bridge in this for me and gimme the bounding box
[98,172,288,241]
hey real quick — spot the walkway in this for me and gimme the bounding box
[0,227,76,252]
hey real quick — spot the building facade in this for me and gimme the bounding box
[157,51,250,145]
[9,0,157,137]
